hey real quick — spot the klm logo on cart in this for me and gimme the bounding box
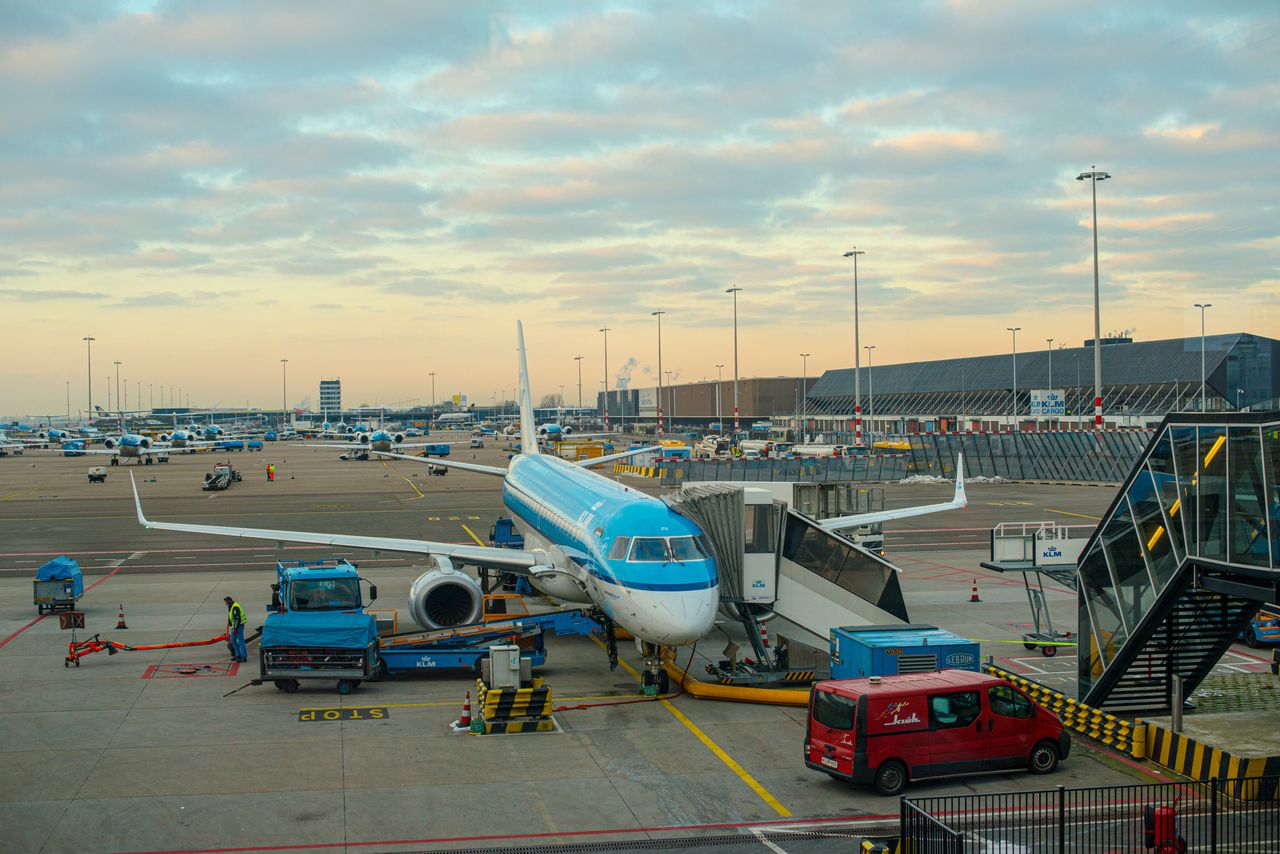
[751,580,766,588]
[1042,545,1063,558]
[877,701,921,727]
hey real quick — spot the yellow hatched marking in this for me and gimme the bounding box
[460,524,485,546]
[1046,508,1102,521]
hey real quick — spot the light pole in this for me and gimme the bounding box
[800,354,810,442]
[599,327,611,431]
[864,345,876,444]
[113,361,122,417]
[1077,167,1111,430]
[574,355,584,428]
[726,287,741,436]
[149,383,153,411]
[66,381,70,420]
[1007,327,1021,430]
[280,359,289,427]
[715,364,724,432]
[429,372,437,431]
[1194,303,1212,411]
[1046,338,1054,427]
[843,249,866,446]
[1237,388,1245,411]
[652,310,666,435]
[82,336,95,419]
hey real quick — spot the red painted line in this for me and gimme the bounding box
[0,614,47,650]
[114,813,897,854]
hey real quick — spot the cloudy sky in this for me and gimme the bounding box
[1,1,1276,417]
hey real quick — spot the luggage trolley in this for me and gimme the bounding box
[981,521,1083,658]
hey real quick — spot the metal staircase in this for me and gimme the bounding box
[1077,412,1280,714]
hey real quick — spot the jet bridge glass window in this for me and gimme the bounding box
[745,504,775,554]
[289,578,361,611]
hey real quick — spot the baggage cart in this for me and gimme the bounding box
[33,556,84,614]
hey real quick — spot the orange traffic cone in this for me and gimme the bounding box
[115,604,129,630]
[760,623,769,647]
[968,580,982,604]
[454,692,472,729]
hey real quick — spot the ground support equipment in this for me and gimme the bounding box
[470,676,555,734]
[65,632,230,667]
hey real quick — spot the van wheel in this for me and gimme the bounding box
[873,760,907,796]
[1029,741,1059,774]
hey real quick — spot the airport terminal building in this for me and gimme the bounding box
[792,332,1278,438]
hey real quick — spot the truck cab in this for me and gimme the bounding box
[262,561,381,694]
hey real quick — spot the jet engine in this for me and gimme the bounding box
[407,559,484,629]
[357,433,371,444]
[139,437,151,448]
[103,438,118,449]
[392,433,405,444]
[158,433,172,442]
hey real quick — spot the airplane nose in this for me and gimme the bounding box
[654,588,717,645]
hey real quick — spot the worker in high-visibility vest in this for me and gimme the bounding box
[266,463,276,482]
[224,596,248,662]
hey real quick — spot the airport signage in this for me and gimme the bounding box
[298,707,388,722]
[1030,389,1066,416]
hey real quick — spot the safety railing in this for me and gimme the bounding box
[900,775,1280,852]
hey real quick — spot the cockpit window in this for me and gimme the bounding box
[629,538,669,562]
[607,536,631,560]
[669,536,710,561]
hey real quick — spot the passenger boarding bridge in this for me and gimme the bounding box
[1077,412,1280,713]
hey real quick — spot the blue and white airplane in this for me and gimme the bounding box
[305,429,460,455]
[131,322,708,686]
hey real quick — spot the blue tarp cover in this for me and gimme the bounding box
[35,556,83,597]
[261,611,378,649]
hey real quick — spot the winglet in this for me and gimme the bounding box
[516,320,539,456]
[129,473,151,527]
[953,453,966,508]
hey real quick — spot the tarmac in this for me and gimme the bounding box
[0,440,1205,853]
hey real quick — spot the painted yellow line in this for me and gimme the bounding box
[1046,508,1102,521]
[593,636,791,817]
[299,693,630,711]
[460,523,485,546]
[401,475,425,499]
[0,487,38,501]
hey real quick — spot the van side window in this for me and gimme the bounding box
[928,691,980,729]
[988,684,1033,719]
[813,690,856,730]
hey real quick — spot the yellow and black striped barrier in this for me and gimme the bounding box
[860,839,902,853]
[1145,724,1280,799]
[985,665,1144,758]
[471,677,556,735]
[612,463,659,478]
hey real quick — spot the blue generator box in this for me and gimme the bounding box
[829,624,980,679]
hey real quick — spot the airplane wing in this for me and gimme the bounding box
[304,442,369,449]
[370,451,508,476]
[818,454,967,531]
[130,474,541,573]
[575,445,662,468]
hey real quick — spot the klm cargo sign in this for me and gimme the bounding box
[1030,389,1066,416]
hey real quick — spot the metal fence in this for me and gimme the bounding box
[901,775,1280,852]
[658,430,1154,485]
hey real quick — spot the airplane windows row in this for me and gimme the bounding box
[626,536,711,563]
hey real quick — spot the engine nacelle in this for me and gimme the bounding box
[392,433,405,444]
[561,426,574,435]
[159,433,172,442]
[103,438,118,449]
[357,433,371,444]
[407,560,483,629]
[138,437,151,449]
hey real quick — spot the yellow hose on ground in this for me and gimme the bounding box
[663,660,812,706]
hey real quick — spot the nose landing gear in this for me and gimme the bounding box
[638,640,671,696]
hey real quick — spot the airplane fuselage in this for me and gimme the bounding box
[502,453,718,645]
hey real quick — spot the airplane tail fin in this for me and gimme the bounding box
[953,453,966,507]
[516,321,539,456]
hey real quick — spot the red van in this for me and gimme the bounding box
[804,670,1070,796]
